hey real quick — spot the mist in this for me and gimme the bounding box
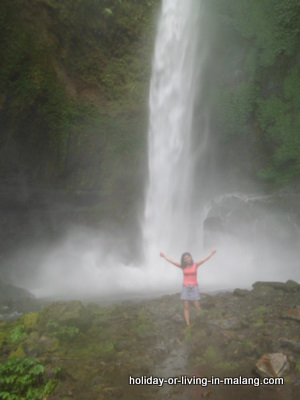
[2,190,299,301]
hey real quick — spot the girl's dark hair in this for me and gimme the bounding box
[181,252,193,269]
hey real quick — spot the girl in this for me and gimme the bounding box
[160,248,216,325]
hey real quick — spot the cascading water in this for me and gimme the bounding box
[143,0,201,267]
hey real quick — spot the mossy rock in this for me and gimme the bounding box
[9,344,26,359]
[21,311,39,332]
[37,301,84,327]
[233,288,250,297]
[285,280,300,292]
[23,333,59,357]
[251,282,275,298]
[252,281,300,293]
[80,341,116,362]
[0,321,9,347]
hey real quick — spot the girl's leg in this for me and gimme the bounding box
[184,300,190,326]
[194,300,201,311]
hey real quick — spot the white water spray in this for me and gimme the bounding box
[143,0,201,265]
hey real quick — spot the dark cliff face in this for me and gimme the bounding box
[0,279,34,302]
[0,0,158,191]
[0,0,159,254]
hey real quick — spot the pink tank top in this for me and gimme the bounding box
[182,262,198,286]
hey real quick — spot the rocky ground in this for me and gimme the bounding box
[1,280,300,399]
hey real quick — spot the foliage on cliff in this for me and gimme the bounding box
[201,0,300,186]
[0,0,158,222]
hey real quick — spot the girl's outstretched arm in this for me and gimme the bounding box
[196,248,217,267]
[160,252,181,268]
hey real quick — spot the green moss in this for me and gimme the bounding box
[21,312,39,332]
[0,322,9,347]
[252,306,268,315]
[204,346,218,362]
[254,318,264,327]
[238,338,254,352]
[84,341,116,360]
[195,355,204,365]
[46,321,80,341]
[183,325,192,343]
[295,362,300,373]
[216,360,239,372]
[248,306,267,327]
[9,345,26,359]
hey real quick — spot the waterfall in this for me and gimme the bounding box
[142,0,300,290]
[4,0,300,300]
[143,0,201,265]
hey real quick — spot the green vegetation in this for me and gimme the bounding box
[201,0,300,186]
[204,345,218,362]
[0,0,158,226]
[46,321,80,340]
[216,360,239,372]
[295,362,300,373]
[21,313,39,333]
[1,288,300,399]
[249,305,267,327]
[9,325,27,344]
[0,357,58,400]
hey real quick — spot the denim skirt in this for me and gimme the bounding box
[180,285,201,301]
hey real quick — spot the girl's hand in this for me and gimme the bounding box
[211,248,217,254]
[159,252,165,258]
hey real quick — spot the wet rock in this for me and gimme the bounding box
[200,294,215,309]
[255,353,290,377]
[151,341,169,360]
[251,282,275,298]
[130,357,151,375]
[172,313,184,323]
[252,280,300,293]
[278,337,300,353]
[23,332,59,356]
[3,280,300,399]
[253,281,285,290]
[210,316,242,330]
[233,288,249,297]
[285,280,300,292]
[103,386,122,399]
[282,308,300,322]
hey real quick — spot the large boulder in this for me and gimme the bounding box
[255,353,290,378]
